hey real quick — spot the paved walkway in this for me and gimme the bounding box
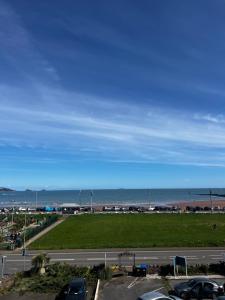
[17,217,66,250]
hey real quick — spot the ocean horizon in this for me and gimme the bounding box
[0,188,224,207]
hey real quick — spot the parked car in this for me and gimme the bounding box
[56,278,88,300]
[137,291,182,300]
[173,278,224,299]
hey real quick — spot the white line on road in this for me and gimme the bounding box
[86,258,117,261]
[127,277,139,289]
[136,256,159,260]
[6,259,31,262]
[169,256,198,259]
[6,258,76,262]
[209,255,223,257]
[51,258,75,261]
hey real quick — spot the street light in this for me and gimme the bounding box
[209,189,213,213]
[22,213,27,271]
[90,190,93,213]
[35,191,38,210]
[1,255,7,278]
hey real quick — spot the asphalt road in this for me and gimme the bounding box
[1,248,225,275]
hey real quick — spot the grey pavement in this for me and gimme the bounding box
[0,248,225,275]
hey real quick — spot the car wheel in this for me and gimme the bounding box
[180,292,190,300]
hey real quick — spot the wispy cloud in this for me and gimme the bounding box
[2,0,225,170]
[0,0,59,84]
[1,82,225,167]
[194,113,225,124]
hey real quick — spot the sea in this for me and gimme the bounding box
[0,188,225,208]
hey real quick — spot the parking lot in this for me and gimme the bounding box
[98,277,225,300]
[99,277,170,300]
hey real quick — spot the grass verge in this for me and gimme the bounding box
[29,213,225,249]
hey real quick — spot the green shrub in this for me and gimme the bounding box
[159,264,174,276]
[209,262,225,275]
[12,263,98,293]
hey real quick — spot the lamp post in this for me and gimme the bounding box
[22,213,27,271]
[35,191,38,210]
[90,190,93,213]
[209,189,213,214]
[78,190,82,207]
[11,207,14,224]
[1,255,7,278]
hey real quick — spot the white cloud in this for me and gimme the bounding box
[194,113,225,124]
[1,82,225,167]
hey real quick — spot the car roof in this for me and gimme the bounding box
[189,277,217,284]
[139,291,169,300]
[70,278,86,286]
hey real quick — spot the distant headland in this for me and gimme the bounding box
[0,187,15,192]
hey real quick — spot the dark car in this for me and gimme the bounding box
[173,278,224,299]
[56,278,88,300]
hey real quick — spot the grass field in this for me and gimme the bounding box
[29,214,225,249]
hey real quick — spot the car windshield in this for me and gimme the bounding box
[69,284,83,294]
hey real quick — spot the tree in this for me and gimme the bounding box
[31,253,50,274]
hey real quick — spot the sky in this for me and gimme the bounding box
[1,0,225,190]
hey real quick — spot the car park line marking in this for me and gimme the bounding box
[127,277,139,289]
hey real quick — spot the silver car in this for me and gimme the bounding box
[173,277,224,299]
[138,291,183,300]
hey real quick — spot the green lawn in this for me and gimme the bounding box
[29,214,225,249]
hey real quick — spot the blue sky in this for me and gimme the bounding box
[1,0,225,190]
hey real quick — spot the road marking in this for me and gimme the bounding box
[6,259,31,262]
[209,255,223,257]
[128,277,139,289]
[86,258,117,261]
[51,258,75,261]
[136,256,159,260]
[7,258,75,262]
